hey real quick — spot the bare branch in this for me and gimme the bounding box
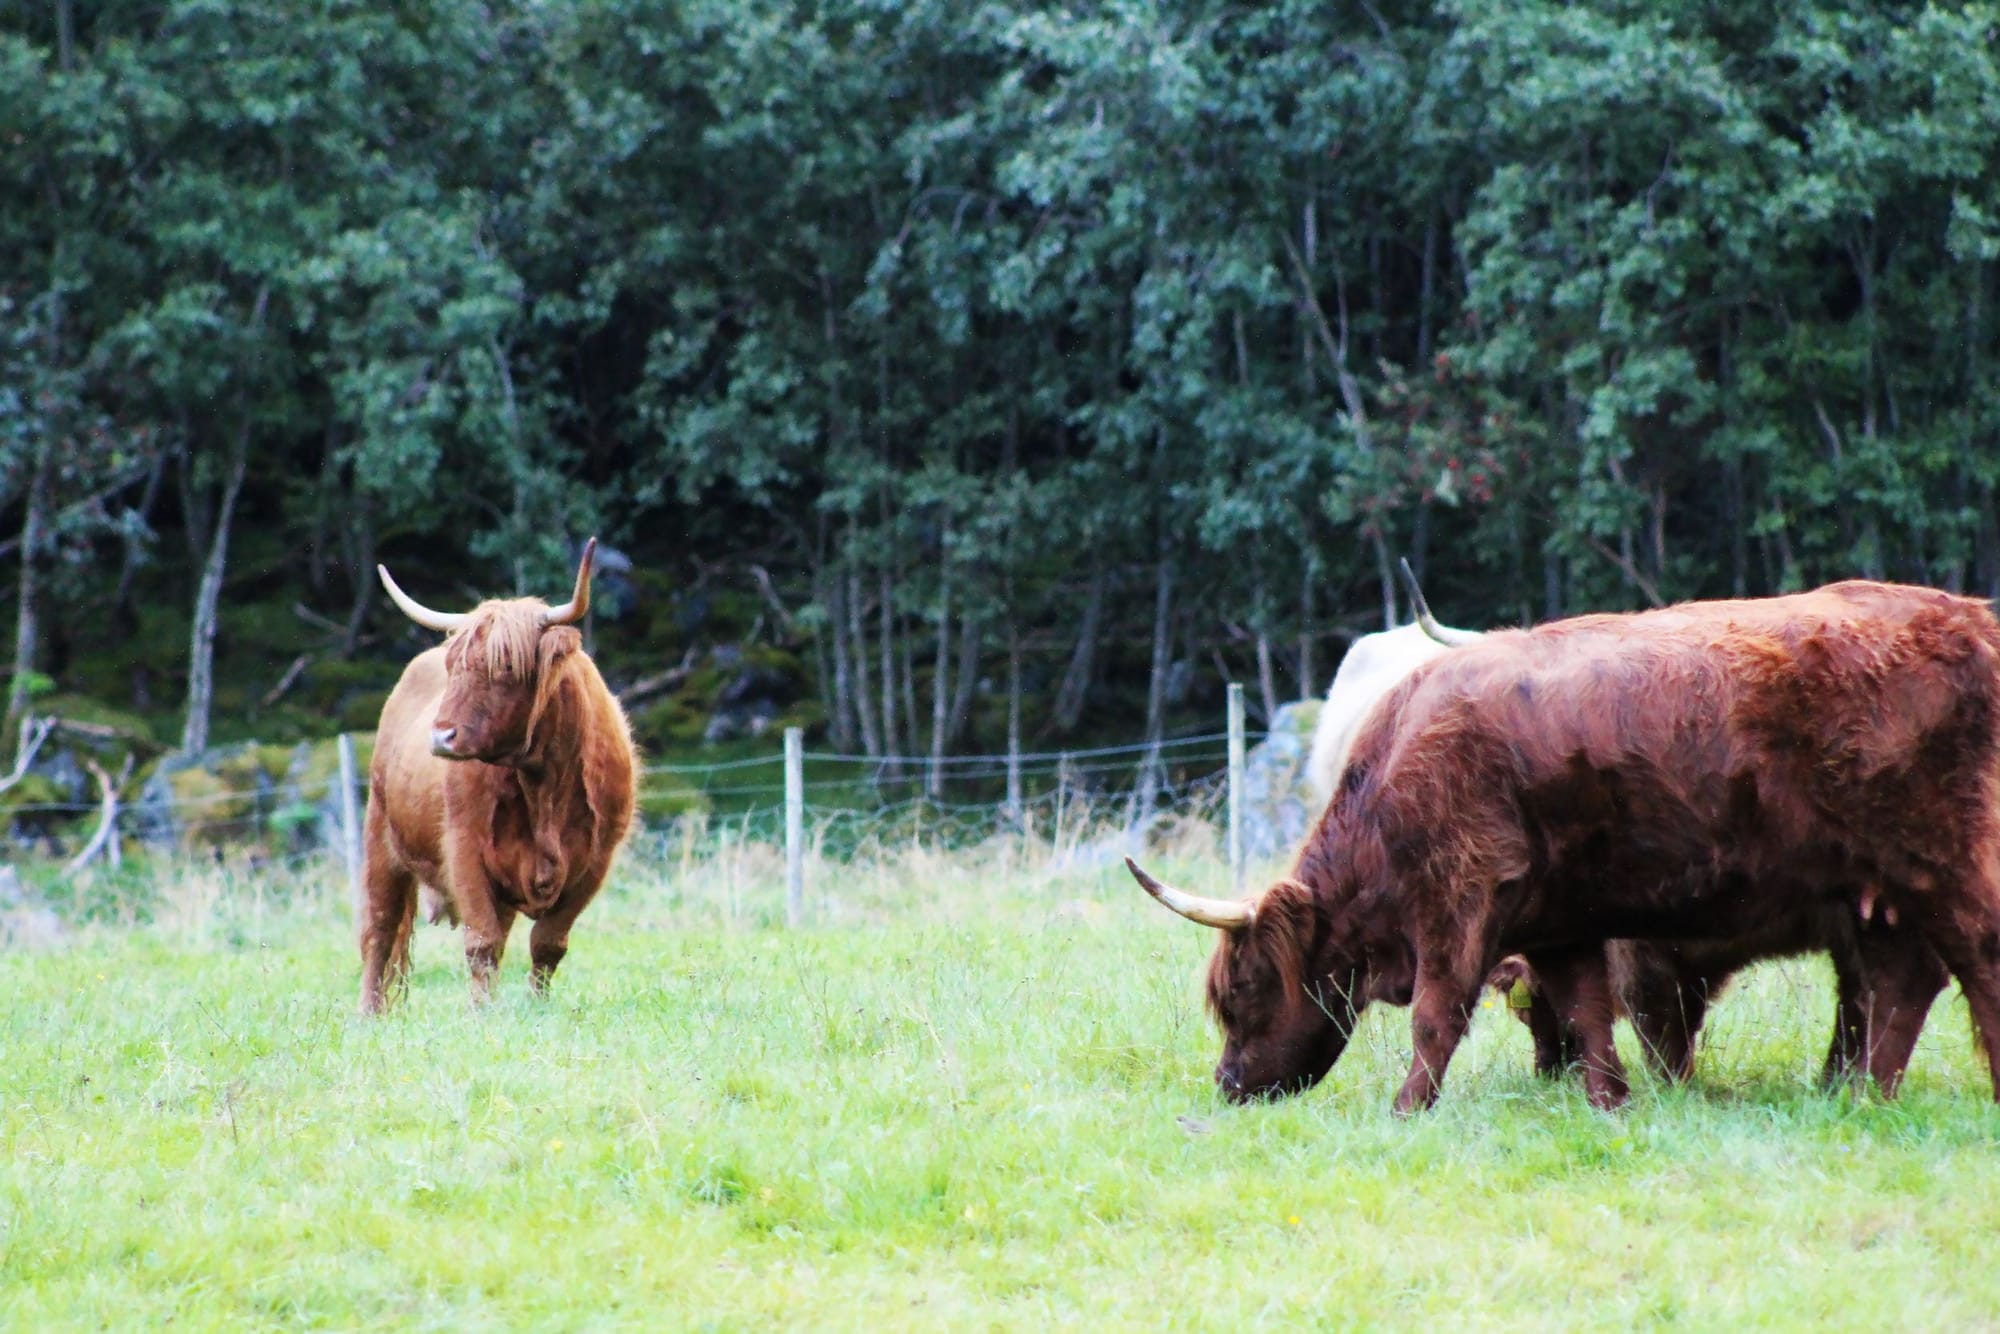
[748,563,796,631]
[63,754,131,876]
[261,653,313,708]
[0,716,56,794]
[1582,535,1667,609]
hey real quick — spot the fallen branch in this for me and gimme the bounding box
[63,753,132,876]
[0,715,57,795]
[261,653,313,707]
[293,601,346,634]
[619,645,701,705]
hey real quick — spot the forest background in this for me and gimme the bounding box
[7,0,2000,790]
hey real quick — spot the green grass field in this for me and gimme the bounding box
[6,841,2000,1330]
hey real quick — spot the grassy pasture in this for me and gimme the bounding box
[4,841,2000,1330]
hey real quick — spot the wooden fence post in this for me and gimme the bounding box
[785,727,804,928]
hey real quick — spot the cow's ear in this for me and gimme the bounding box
[539,626,582,675]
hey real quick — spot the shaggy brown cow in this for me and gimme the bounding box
[1130,581,2000,1113]
[1376,567,1942,1090]
[358,539,637,1013]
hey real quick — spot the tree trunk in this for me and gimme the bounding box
[900,602,919,769]
[180,418,253,754]
[1138,549,1175,810]
[828,567,857,752]
[1253,568,1278,721]
[6,438,55,750]
[1296,559,1315,700]
[1050,561,1104,734]
[878,563,900,775]
[1417,209,1438,363]
[114,448,169,711]
[113,450,168,622]
[846,567,881,757]
[340,500,377,657]
[176,419,212,567]
[1005,612,1023,821]
[807,540,835,750]
[948,611,980,746]
[481,335,533,593]
[1978,484,2000,602]
[1726,455,1748,597]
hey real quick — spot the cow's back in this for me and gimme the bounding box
[1338,581,2000,941]
[1306,623,1455,805]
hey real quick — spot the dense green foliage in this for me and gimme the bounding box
[5,852,2000,1326]
[8,0,2000,760]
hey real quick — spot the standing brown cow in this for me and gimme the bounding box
[1131,581,2000,1113]
[358,539,637,1013]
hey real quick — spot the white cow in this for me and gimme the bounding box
[1303,563,1481,806]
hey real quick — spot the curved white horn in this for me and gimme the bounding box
[542,537,597,627]
[1125,857,1255,931]
[378,564,469,633]
[1398,557,1482,647]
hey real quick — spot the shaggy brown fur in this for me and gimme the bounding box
[358,575,636,1013]
[1170,581,2000,1113]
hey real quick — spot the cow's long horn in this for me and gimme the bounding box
[1397,557,1481,647]
[1125,857,1255,931]
[543,537,597,626]
[378,564,469,633]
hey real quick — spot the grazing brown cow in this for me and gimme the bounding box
[1383,572,1950,1092]
[1131,581,2000,1113]
[358,539,637,1013]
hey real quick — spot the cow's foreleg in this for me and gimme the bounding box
[1393,959,1486,1115]
[445,846,515,1005]
[461,900,517,1005]
[527,876,604,997]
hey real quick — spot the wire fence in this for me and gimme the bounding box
[1,720,1263,875]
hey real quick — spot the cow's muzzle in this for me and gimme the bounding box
[431,726,467,759]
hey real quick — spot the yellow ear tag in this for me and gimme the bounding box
[1507,979,1534,1011]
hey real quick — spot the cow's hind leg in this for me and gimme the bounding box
[1528,948,1629,1110]
[1849,920,1951,1097]
[1629,979,1705,1085]
[359,863,417,1016]
[1915,886,2000,1101]
[1522,989,1575,1077]
[1822,935,1868,1089]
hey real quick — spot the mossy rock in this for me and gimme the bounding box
[0,773,65,818]
[37,693,161,751]
[165,765,260,850]
[633,693,713,750]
